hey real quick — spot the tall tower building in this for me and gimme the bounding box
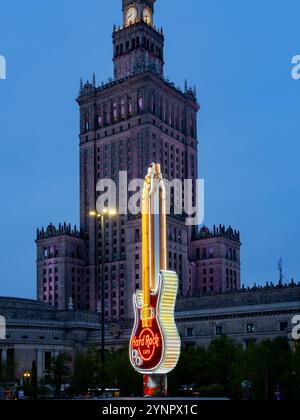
[36,1,242,316]
[76,0,199,320]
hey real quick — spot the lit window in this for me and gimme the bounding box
[138,95,143,112]
[121,99,125,119]
[247,324,255,334]
[98,112,102,127]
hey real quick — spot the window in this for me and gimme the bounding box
[216,326,223,336]
[112,102,117,122]
[121,99,125,119]
[247,324,255,334]
[187,328,194,337]
[138,95,143,112]
[97,111,102,127]
[128,97,133,116]
[280,321,288,332]
[44,351,52,371]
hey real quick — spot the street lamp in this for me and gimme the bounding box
[23,371,31,386]
[89,208,117,378]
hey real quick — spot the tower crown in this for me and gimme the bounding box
[113,0,163,80]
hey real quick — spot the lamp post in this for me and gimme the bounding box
[89,209,117,379]
[23,371,31,386]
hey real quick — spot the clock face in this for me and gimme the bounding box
[126,6,137,25]
[143,7,152,25]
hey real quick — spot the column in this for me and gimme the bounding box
[36,349,43,380]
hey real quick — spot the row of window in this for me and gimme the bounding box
[115,36,163,59]
[186,321,290,338]
[196,247,238,261]
[83,95,196,138]
[42,246,83,260]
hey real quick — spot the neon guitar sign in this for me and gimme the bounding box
[129,163,181,375]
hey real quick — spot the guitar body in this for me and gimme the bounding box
[130,270,181,375]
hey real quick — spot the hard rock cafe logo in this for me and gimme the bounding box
[132,328,161,362]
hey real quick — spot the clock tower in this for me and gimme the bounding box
[113,0,164,80]
[77,0,199,320]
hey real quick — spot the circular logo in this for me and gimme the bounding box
[132,328,161,363]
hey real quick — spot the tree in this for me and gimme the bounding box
[28,360,38,399]
[72,347,102,394]
[208,336,243,398]
[49,353,72,398]
[0,360,15,384]
[237,338,296,400]
[168,346,211,396]
[105,348,141,396]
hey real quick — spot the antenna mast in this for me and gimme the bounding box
[278,258,283,286]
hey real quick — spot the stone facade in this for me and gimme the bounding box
[189,225,241,295]
[36,224,86,310]
[1,286,299,381]
[0,298,100,381]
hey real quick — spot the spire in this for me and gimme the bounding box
[92,72,96,87]
[80,77,83,93]
[193,85,197,98]
[184,79,188,93]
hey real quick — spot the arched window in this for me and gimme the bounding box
[138,94,143,112]
[163,100,167,122]
[112,102,117,122]
[104,107,109,125]
[131,39,136,50]
[190,115,195,137]
[159,98,163,119]
[169,104,173,126]
[120,99,126,119]
[151,93,156,114]
[97,109,102,127]
[175,108,179,130]
[84,115,90,132]
[128,96,133,116]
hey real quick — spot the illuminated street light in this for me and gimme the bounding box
[88,208,118,387]
[23,371,31,387]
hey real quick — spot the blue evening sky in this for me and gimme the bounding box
[0,0,299,298]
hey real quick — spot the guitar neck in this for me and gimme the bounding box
[142,186,151,308]
[141,164,167,309]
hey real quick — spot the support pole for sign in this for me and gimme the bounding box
[143,374,168,398]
